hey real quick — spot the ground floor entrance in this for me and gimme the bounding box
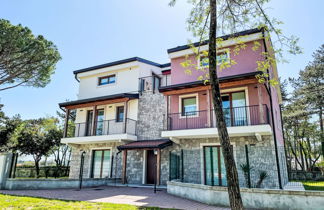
[146,150,157,184]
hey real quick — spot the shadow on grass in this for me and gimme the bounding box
[0,193,177,210]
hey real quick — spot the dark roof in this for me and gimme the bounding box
[160,63,171,68]
[59,93,139,107]
[159,71,261,92]
[117,139,173,150]
[167,28,264,54]
[74,57,168,75]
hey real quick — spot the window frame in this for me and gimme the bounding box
[115,106,125,122]
[90,149,112,178]
[201,143,235,186]
[98,74,116,86]
[179,93,199,117]
[198,49,230,68]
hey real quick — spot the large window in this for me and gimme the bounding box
[116,106,124,122]
[98,75,116,86]
[181,96,197,116]
[91,149,111,178]
[204,146,227,186]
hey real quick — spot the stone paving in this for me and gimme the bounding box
[0,186,229,210]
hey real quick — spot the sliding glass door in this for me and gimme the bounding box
[91,150,111,178]
[204,146,227,186]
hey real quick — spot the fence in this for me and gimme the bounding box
[166,105,270,131]
[13,166,69,179]
[68,118,137,138]
[138,74,171,94]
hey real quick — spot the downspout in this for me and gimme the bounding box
[261,29,283,189]
[280,104,290,180]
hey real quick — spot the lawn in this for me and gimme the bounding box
[302,181,324,191]
[0,194,171,210]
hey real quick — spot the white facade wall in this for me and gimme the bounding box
[74,61,162,124]
[77,67,140,100]
[74,99,138,123]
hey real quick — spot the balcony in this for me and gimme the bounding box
[61,118,137,144]
[162,105,273,139]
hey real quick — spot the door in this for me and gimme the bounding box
[221,91,247,126]
[91,150,111,178]
[146,150,157,184]
[86,109,105,136]
[204,146,227,186]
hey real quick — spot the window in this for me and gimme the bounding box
[216,51,229,64]
[200,56,209,67]
[199,50,230,68]
[98,75,116,86]
[204,146,227,186]
[116,106,124,122]
[181,97,197,116]
[91,149,111,178]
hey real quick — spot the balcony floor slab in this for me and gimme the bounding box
[161,124,272,139]
[61,134,137,144]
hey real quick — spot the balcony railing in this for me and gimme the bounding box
[139,74,171,93]
[66,118,137,138]
[166,105,269,131]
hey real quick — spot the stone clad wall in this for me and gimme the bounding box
[126,150,144,184]
[69,142,123,179]
[167,136,282,189]
[136,91,166,140]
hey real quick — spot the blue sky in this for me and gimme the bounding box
[1,0,323,119]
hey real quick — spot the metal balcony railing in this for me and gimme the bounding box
[66,118,137,138]
[166,105,269,131]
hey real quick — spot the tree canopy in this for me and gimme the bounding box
[0,19,61,91]
[12,118,62,177]
[283,44,324,171]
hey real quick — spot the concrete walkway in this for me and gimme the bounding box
[0,186,228,210]
[283,182,305,191]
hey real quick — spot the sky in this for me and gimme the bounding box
[0,0,323,119]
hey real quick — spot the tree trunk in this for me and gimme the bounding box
[320,107,324,159]
[34,157,41,178]
[299,142,305,171]
[209,0,244,209]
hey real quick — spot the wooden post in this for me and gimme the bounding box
[122,150,127,184]
[206,89,211,127]
[156,149,161,185]
[63,109,70,138]
[92,105,97,136]
[210,89,216,127]
[124,100,129,133]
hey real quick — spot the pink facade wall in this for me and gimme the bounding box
[170,41,265,85]
[166,38,284,146]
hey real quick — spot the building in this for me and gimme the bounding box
[59,28,288,189]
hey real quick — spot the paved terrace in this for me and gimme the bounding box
[0,186,228,210]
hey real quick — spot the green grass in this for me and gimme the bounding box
[0,194,172,210]
[302,181,324,191]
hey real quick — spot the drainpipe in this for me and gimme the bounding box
[79,151,86,190]
[280,104,290,180]
[262,29,283,189]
